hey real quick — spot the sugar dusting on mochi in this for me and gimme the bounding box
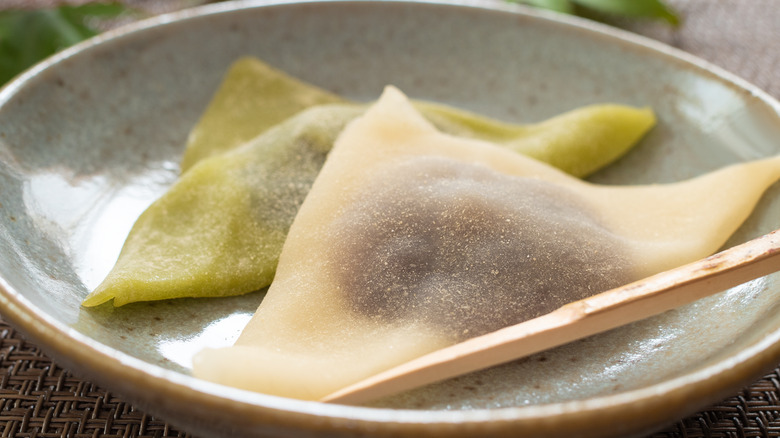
[193,86,780,401]
[330,156,634,340]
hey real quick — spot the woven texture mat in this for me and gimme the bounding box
[7,316,780,438]
[0,321,189,438]
[1,0,780,437]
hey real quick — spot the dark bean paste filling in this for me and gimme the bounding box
[330,157,635,340]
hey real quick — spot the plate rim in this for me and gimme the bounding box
[1,0,780,436]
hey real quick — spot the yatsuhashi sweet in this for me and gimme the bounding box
[193,87,780,400]
[83,58,655,307]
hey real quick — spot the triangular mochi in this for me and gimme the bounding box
[84,65,655,307]
[192,86,780,400]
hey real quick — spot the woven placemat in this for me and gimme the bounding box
[621,0,780,100]
[3,316,780,438]
[1,1,780,437]
[0,320,190,438]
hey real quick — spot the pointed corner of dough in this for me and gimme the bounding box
[227,56,292,82]
[231,55,265,70]
[640,106,657,125]
[374,85,416,113]
[615,106,658,137]
[379,84,407,100]
[359,85,437,136]
[80,288,115,308]
[81,275,133,307]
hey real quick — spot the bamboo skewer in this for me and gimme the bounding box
[321,229,780,404]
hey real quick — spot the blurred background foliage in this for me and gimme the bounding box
[0,0,678,86]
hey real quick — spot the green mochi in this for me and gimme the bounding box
[417,101,656,179]
[83,58,656,307]
[182,57,655,178]
[181,57,346,172]
[84,105,360,306]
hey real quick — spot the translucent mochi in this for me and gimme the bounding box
[82,104,361,307]
[83,62,655,307]
[192,87,780,400]
[181,57,656,178]
[331,157,636,339]
[180,57,345,172]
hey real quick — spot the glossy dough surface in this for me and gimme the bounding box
[83,59,655,307]
[83,104,359,306]
[331,157,633,339]
[192,87,780,400]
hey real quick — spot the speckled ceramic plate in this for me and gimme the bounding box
[2,1,780,436]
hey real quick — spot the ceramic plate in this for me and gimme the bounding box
[2,1,780,436]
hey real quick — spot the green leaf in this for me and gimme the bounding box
[571,0,679,25]
[0,2,132,86]
[62,3,130,18]
[519,0,575,14]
